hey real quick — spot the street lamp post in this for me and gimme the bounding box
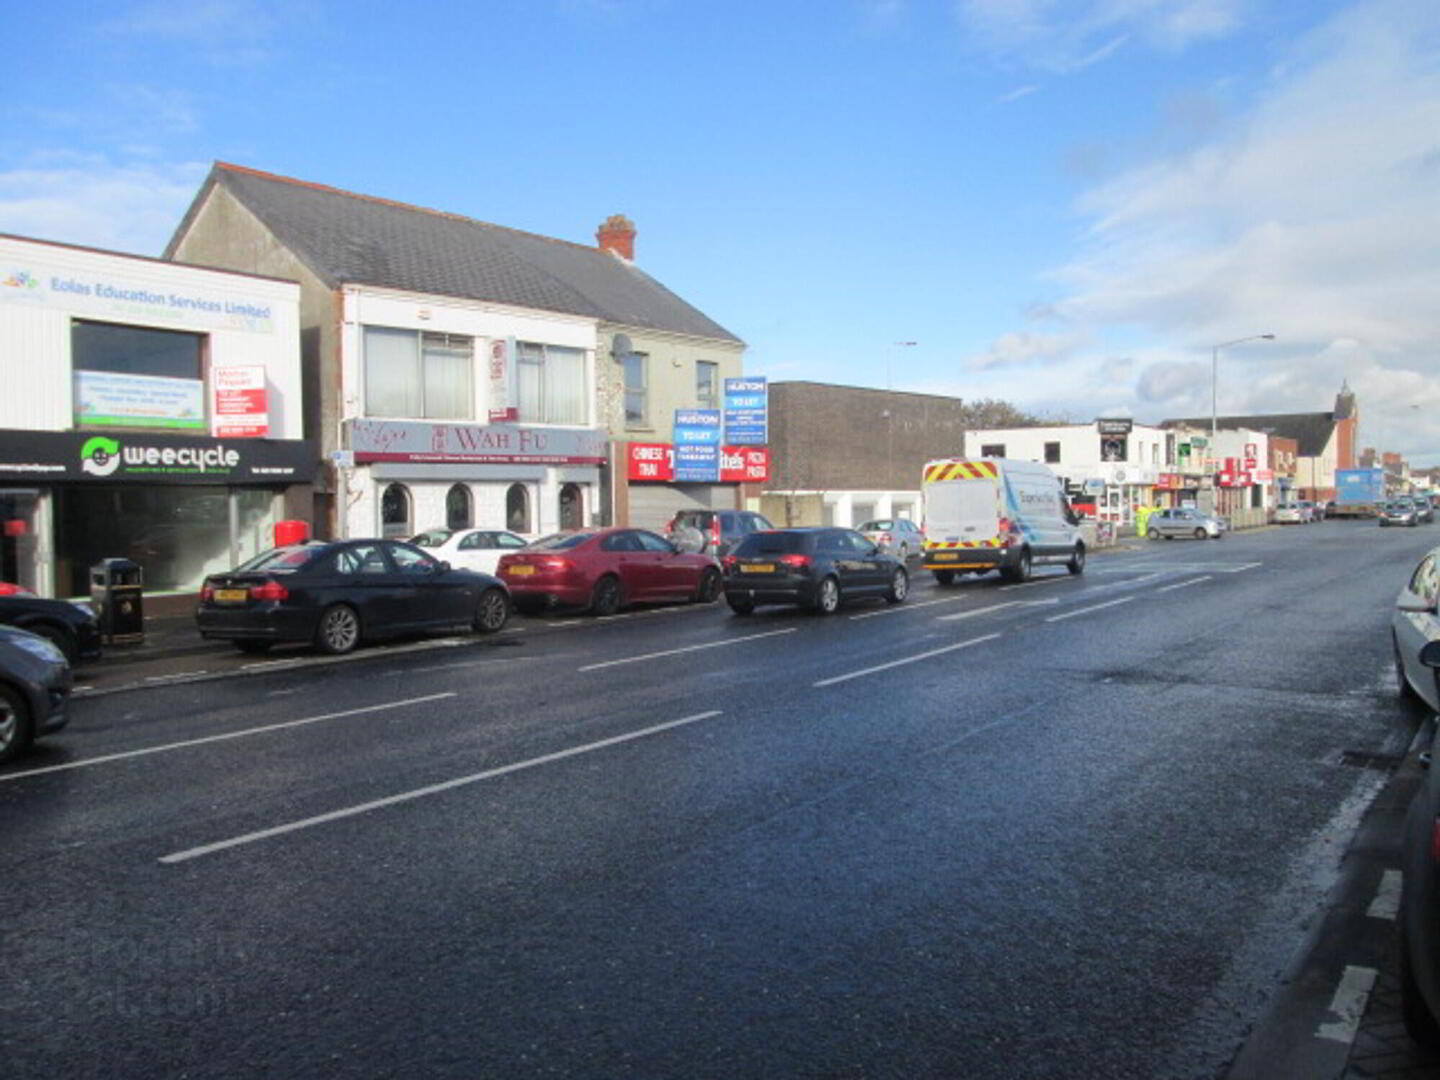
[1209,333,1275,511]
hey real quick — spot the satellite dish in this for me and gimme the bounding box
[611,333,633,362]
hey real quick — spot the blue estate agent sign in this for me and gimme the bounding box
[673,409,722,482]
[724,377,768,445]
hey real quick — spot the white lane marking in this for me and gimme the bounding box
[849,595,972,620]
[578,628,797,672]
[1316,965,1378,1043]
[813,634,1001,688]
[1218,562,1263,573]
[159,710,725,864]
[998,576,1074,591]
[145,671,208,682]
[0,693,456,784]
[1156,575,1213,593]
[388,657,538,676]
[1367,869,1403,920]
[936,598,1060,622]
[1044,596,1137,623]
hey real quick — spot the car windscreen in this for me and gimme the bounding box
[235,546,320,573]
[411,530,452,548]
[731,532,809,556]
[529,532,593,551]
[858,520,893,531]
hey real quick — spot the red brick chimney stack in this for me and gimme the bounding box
[597,214,636,261]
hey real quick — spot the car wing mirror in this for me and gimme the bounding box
[1398,597,1436,615]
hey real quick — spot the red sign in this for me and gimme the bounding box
[211,365,269,438]
[627,443,770,483]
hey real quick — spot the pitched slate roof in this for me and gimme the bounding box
[166,163,741,344]
[1161,412,1337,457]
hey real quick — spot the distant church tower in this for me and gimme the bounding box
[1333,381,1358,469]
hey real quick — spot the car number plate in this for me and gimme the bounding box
[743,563,776,573]
[215,588,249,603]
[933,552,959,562]
[507,565,535,576]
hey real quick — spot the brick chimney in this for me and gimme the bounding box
[597,214,636,261]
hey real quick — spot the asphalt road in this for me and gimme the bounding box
[3,521,1436,1079]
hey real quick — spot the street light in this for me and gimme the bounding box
[1210,334,1275,448]
[888,341,917,392]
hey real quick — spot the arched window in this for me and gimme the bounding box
[381,483,412,539]
[506,483,530,534]
[446,484,472,530]
[559,483,583,530]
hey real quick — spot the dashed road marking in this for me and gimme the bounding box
[1315,965,1378,1043]
[1044,596,1137,623]
[1156,575,1213,593]
[578,628,797,672]
[1367,869,1403,920]
[813,634,1001,688]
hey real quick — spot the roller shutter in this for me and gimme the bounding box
[627,484,733,531]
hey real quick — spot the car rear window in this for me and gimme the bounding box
[411,530,452,548]
[236,546,319,573]
[529,532,593,551]
[858,520,893,531]
[731,532,809,556]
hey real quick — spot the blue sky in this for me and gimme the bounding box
[4,0,1437,464]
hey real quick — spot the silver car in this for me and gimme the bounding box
[1394,546,1440,711]
[856,518,925,559]
[1146,507,1224,540]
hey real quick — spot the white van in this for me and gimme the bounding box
[921,457,1085,583]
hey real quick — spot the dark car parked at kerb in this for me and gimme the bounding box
[721,527,908,615]
[196,539,512,655]
[0,593,102,664]
[0,625,73,764]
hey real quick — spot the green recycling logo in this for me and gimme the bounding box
[80,436,121,477]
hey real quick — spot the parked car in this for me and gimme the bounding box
[496,528,721,615]
[196,539,512,655]
[1382,501,1420,528]
[664,510,774,557]
[1145,507,1224,540]
[1296,500,1319,522]
[1413,498,1435,525]
[1401,714,1440,1047]
[856,518,926,559]
[0,625,72,764]
[722,527,908,615]
[1275,504,1306,524]
[0,593,102,664]
[411,528,532,576]
[1394,546,1440,711]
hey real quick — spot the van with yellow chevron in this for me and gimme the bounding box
[921,457,1085,585]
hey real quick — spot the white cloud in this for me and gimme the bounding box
[0,155,207,256]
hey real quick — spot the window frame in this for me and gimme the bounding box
[362,326,475,421]
[696,361,719,409]
[623,351,649,428]
[516,341,588,426]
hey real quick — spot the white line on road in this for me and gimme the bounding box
[0,693,457,783]
[1156,575,1213,593]
[1315,965,1378,1043]
[1043,596,1137,623]
[388,657,538,676]
[813,634,1001,688]
[936,598,1060,622]
[1218,562,1263,573]
[578,628,797,671]
[998,576,1075,591]
[159,710,726,864]
[1367,869,1403,920]
[849,595,972,620]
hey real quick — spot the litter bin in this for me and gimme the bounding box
[91,558,145,645]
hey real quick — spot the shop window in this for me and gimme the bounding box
[381,483,412,539]
[1044,442,1061,464]
[446,485,472,530]
[71,320,207,431]
[506,484,530,534]
[364,327,474,420]
[980,444,1005,458]
[623,352,648,427]
[559,483,583,530]
[517,342,586,425]
[696,361,719,409]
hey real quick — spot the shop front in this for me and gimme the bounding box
[0,431,313,598]
[619,442,771,529]
[342,419,608,540]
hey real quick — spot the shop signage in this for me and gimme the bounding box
[1096,418,1133,436]
[1154,473,1183,490]
[487,338,517,423]
[1255,469,1274,482]
[626,443,770,484]
[0,254,277,334]
[673,409,722,482]
[347,419,606,466]
[211,365,269,438]
[74,370,206,430]
[723,377,768,445]
[0,430,313,484]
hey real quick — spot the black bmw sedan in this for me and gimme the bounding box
[196,539,512,655]
[721,527,908,615]
[0,593,102,664]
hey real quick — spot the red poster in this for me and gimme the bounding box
[627,443,673,481]
[628,443,770,483]
[212,365,269,438]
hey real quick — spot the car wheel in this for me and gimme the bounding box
[23,621,78,664]
[589,575,622,617]
[314,603,361,655]
[813,575,841,615]
[933,570,956,586]
[1147,527,1161,540]
[235,640,273,655]
[727,596,755,615]
[885,568,909,604]
[1067,544,1086,575]
[0,683,34,765]
[1194,527,1207,540]
[473,587,511,634]
[1400,904,1440,1047]
[1002,549,1032,583]
[693,568,721,604]
[1397,637,1420,700]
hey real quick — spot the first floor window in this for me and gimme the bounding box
[72,319,205,380]
[980,444,1005,458]
[364,327,474,419]
[381,483,412,539]
[1044,442,1061,464]
[696,361,718,409]
[623,352,648,427]
[517,342,586,425]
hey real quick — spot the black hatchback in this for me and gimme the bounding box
[196,539,512,655]
[721,527,908,615]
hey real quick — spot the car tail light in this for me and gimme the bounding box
[722,555,738,572]
[200,585,214,602]
[250,581,289,602]
[778,554,811,570]
[711,520,723,549]
[998,517,1014,547]
[880,532,892,544]
[538,557,571,572]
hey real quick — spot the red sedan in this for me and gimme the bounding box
[496,528,722,615]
